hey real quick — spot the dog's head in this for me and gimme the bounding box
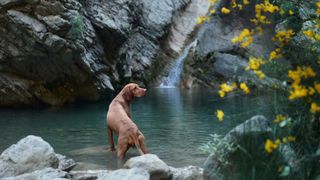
[122,83,147,101]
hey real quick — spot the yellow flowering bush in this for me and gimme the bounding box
[200,0,320,178]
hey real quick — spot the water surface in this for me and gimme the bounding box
[0,88,280,170]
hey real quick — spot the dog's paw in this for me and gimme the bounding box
[107,147,116,152]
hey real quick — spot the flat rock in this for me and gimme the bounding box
[124,154,172,180]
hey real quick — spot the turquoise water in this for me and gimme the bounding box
[0,88,279,170]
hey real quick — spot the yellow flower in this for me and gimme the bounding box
[311,102,320,113]
[221,7,231,14]
[218,90,226,98]
[208,0,218,3]
[197,16,210,24]
[273,114,286,123]
[265,139,279,153]
[315,83,320,94]
[218,83,238,97]
[232,0,237,8]
[247,57,265,71]
[269,48,281,60]
[220,83,234,92]
[275,29,295,47]
[254,70,266,79]
[308,87,315,96]
[303,30,314,39]
[232,29,254,47]
[287,136,296,142]
[289,84,308,100]
[243,0,250,5]
[210,9,216,14]
[251,0,279,25]
[282,137,288,143]
[240,83,250,94]
[283,136,296,143]
[289,10,294,15]
[216,110,225,121]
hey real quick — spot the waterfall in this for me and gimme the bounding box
[159,41,196,88]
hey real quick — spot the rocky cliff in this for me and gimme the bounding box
[180,0,288,89]
[0,0,210,107]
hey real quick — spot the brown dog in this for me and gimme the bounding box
[106,83,148,159]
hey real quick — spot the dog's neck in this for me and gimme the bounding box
[121,90,134,102]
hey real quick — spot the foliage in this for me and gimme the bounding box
[199,0,320,179]
[68,12,85,40]
[200,134,236,165]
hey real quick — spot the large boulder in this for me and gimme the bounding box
[124,154,172,180]
[223,115,272,142]
[0,135,59,178]
[203,115,274,180]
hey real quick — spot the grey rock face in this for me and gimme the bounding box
[0,135,59,178]
[0,0,208,106]
[212,53,248,78]
[180,1,283,89]
[0,0,113,106]
[124,154,172,180]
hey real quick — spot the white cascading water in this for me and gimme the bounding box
[159,41,196,88]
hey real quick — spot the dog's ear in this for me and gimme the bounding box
[122,86,134,102]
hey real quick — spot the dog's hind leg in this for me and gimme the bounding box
[138,134,148,155]
[117,141,128,159]
[108,126,115,151]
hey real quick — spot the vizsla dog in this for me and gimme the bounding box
[107,83,148,159]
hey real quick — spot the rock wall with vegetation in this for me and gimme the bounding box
[0,0,210,107]
[181,0,293,89]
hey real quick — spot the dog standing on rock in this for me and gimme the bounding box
[106,83,148,159]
